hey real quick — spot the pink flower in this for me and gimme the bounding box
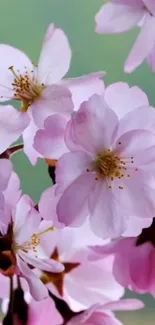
[55,94,155,239]
[67,299,144,325]
[0,190,64,300]
[95,0,155,72]
[36,217,124,311]
[90,218,155,296]
[0,23,105,164]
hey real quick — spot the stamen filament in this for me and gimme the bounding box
[37,226,55,237]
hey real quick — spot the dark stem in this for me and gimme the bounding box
[48,290,76,323]
[13,276,28,325]
[48,166,56,184]
[17,275,22,289]
[0,144,23,159]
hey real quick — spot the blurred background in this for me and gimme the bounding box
[0,0,154,323]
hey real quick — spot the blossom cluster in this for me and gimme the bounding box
[0,1,155,324]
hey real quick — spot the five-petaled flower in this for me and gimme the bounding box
[0,23,105,164]
[0,193,64,301]
[55,94,155,239]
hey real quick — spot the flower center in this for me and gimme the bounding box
[9,66,45,110]
[94,152,122,179]
[87,149,139,189]
[13,226,54,255]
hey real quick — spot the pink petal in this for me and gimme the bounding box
[90,238,135,257]
[39,185,63,227]
[113,171,155,219]
[18,251,64,273]
[68,305,122,325]
[17,207,41,245]
[113,252,132,288]
[3,171,21,208]
[14,195,41,244]
[0,274,10,298]
[0,44,33,101]
[68,219,108,248]
[28,297,63,325]
[67,304,99,325]
[56,151,92,194]
[71,95,118,154]
[103,299,144,311]
[23,119,41,166]
[31,84,73,128]
[117,105,155,136]
[34,114,68,159]
[39,221,72,257]
[65,119,83,152]
[65,255,124,311]
[129,243,153,291]
[17,256,48,301]
[0,105,30,153]
[115,129,155,167]
[125,14,155,72]
[95,3,144,34]
[146,43,155,71]
[57,173,95,226]
[61,72,105,110]
[89,182,128,239]
[0,159,12,191]
[123,216,152,237]
[112,0,144,6]
[38,23,71,84]
[104,82,149,120]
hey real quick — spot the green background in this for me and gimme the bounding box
[1,0,155,323]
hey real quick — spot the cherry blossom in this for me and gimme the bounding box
[95,0,155,72]
[0,187,64,300]
[55,94,155,239]
[0,23,105,164]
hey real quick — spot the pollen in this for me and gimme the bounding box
[31,234,40,252]
[93,150,136,183]
[9,66,45,109]
[94,152,122,179]
[13,226,54,255]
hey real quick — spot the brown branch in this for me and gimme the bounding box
[0,144,23,159]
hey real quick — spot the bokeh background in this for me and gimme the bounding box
[0,0,155,323]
